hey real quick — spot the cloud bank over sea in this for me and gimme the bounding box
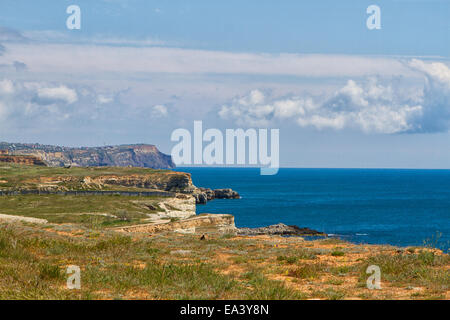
[0,20,449,167]
[219,60,450,134]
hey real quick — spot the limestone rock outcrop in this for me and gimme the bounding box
[114,213,236,234]
[81,172,195,193]
[238,223,326,236]
[0,154,47,166]
[192,187,240,204]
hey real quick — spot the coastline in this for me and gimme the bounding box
[184,167,450,252]
[0,163,447,300]
[1,219,448,300]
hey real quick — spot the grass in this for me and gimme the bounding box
[0,164,193,228]
[0,221,448,300]
[0,223,310,299]
[0,194,166,227]
[358,251,450,291]
[0,164,169,181]
[277,255,299,264]
[39,263,63,280]
[241,271,306,299]
[0,164,187,193]
[288,263,327,279]
[0,166,448,301]
[331,250,345,257]
[276,249,318,264]
[313,288,346,300]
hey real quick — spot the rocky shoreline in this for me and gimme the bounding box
[192,187,240,204]
[0,163,324,238]
[192,188,325,237]
[237,223,326,236]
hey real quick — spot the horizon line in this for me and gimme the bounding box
[176,166,450,171]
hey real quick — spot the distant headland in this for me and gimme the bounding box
[0,142,175,169]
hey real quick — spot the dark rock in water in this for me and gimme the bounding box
[199,187,216,201]
[193,191,208,204]
[193,187,240,204]
[237,223,326,236]
[213,188,240,199]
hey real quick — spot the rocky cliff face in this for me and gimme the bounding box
[192,187,240,204]
[0,143,175,169]
[81,172,195,193]
[0,154,47,166]
[115,214,236,234]
[237,223,326,236]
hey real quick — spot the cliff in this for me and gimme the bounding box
[115,214,236,234]
[0,142,175,169]
[0,164,239,203]
[0,165,193,193]
[0,154,47,166]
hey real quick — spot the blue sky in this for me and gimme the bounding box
[0,0,449,168]
[1,0,448,55]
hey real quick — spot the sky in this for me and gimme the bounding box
[0,0,449,168]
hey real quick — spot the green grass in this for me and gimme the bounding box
[83,262,239,299]
[288,263,327,279]
[0,194,165,227]
[0,164,190,227]
[0,223,310,300]
[241,271,306,299]
[38,263,63,281]
[276,249,318,264]
[358,252,450,291]
[1,222,448,300]
[0,164,183,192]
[277,255,299,264]
[331,250,345,257]
[330,265,355,276]
[0,164,169,180]
[312,288,346,300]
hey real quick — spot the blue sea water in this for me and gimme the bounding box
[180,168,450,251]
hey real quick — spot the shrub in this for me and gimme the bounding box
[39,263,63,280]
[331,250,345,257]
[288,263,326,279]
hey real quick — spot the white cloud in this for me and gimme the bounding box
[0,81,80,126]
[408,59,450,132]
[219,60,450,134]
[22,30,166,47]
[37,85,78,104]
[0,79,124,128]
[0,79,14,94]
[3,43,419,78]
[409,59,450,89]
[0,26,28,42]
[97,94,114,104]
[151,104,168,117]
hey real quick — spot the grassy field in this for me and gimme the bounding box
[0,164,190,227]
[0,221,448,300]
[0,164,448,300]
[0,164,182,191]
[0,194,167,227]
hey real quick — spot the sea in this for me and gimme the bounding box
[180,168,450,252]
